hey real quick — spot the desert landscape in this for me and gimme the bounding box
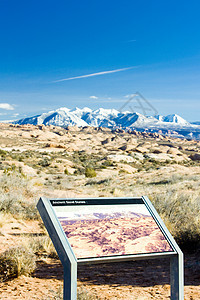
[0,122,200,299]
[59,212,173,259]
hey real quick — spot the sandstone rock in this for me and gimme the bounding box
[20,132,32,138]
[107,154,135,163]
[160,143,177,148]
[173,154,190,162]
[118,163,137,174]
[67,125,80,132]
[145,153,172,162]
[135,146,149,153]
[99,127,112,132]
[167,148,182,155]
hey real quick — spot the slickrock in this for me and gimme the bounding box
[107,154,135,163]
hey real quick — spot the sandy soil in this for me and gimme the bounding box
[0,254,199,299]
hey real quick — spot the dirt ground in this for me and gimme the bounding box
[0,253,199,299]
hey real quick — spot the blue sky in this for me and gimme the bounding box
[0,0,200,121]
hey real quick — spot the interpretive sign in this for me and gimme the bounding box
[51,198,174,259]
[37,196,184,300]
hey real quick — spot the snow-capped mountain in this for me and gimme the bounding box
[115,112,155,128]
[15,107,88,127]
[71,107,92,119]
[155,114,190,126]
[59,211,148,222]
[81,108,119,127]
[13,107,200,140]
[191,121,200,125]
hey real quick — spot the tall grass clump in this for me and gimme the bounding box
[28,236,58,259]
[0,171,39,220]
[152,189,200,251]
[0,246,36,282]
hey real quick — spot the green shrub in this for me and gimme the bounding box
[85,168,96,178]
[0,149,7,157]
[38,158,51,167]
[64,168,69,175]
[100,160,115,168]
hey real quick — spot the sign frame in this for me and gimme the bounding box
[37,196,184,300]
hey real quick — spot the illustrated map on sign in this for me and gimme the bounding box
[52,199,173,259]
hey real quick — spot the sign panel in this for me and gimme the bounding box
[50,198,174,260]
[37,196,183,299]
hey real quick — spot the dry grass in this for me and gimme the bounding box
[0,245,36,282]
[0,172,39,220]
[28,235,58,259]
[13,163,200,252]
[151,190,200,251]
[0,212,11,228]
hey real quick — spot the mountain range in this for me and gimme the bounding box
[58,211,148,223]
[14,107,200,140]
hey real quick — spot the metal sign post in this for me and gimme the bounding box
[170,253,184,300]
[37,198,77,300]
[37,196,184,300]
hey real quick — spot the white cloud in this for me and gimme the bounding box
[90,96,98,100]
[53,66,135,83]
[124,93,138,98]
[0,103,14,110]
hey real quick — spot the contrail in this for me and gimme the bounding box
[52,66,135,83]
